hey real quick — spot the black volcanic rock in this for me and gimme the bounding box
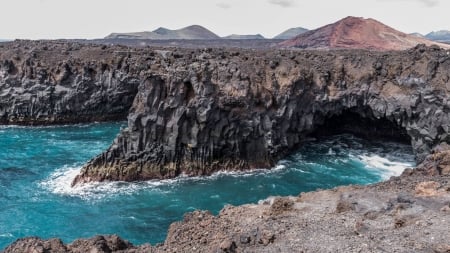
[70,44,450,184]
[0,41,141,124]
[1,41,450,185]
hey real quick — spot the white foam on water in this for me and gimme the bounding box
[327,148,336,155]
[40,163,291,201]
[359,154,414,179]
[39,165,175,201]
[0,233,13,238]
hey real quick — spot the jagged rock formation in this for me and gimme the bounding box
[105,25,220,40]
[0,41,142,124]
[1,40,450,185]
[4,151,450,252]
[280,16,450,50]
[273,27,309,40]
[2,235,152,253]
[73,43,450,184]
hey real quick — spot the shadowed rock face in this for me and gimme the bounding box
[72,43,450,184]
[0,41,141,125]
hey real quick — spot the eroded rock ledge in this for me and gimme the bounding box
[74,43,450,184]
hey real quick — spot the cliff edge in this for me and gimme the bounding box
[73,44,450,185]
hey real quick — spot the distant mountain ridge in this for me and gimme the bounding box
[279,16,450,51]
[223,34,265,40]
[105,25,220,40]
[103,21,450,48]
[425,30,450,42]
[274,27,309,39]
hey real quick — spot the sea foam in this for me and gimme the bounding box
[359,154,414,179]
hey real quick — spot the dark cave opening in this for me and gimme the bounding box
[309,109,411,145]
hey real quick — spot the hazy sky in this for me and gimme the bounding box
[0,0,449,39]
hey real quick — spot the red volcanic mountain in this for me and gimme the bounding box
[280,16,450,51]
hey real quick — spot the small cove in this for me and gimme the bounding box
[0,122,415,249]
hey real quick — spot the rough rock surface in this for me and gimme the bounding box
[74,43,450,184]
[2,40,450,185]
[280,16,450,51]
[2,235,153,253]
[4,149,450,252]
[0,40,142,124]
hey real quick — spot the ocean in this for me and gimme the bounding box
[0,122,415,249]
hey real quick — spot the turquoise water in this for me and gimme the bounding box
[0,123,415,249]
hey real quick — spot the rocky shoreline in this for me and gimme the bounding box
[3,146,450,252]
[2,40,450,252]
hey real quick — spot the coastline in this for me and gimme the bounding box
[1,40,450,252]
[4,156,450,252]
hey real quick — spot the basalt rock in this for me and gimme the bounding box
[1,41,450,184]
[0,40,142,125]
[74,44,450,184]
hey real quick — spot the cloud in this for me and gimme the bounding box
[377,0,439,7]
[216,2,231,9]
[268,0,296,8]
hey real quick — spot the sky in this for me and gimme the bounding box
[0,0,449,39]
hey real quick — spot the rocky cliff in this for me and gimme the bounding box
[1,41,450,185]
[0,41,142,124]
[74,43,450,184]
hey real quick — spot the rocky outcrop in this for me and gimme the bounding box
[2,235,152,253]
[280,16,450,51]
[74,43,450,184]
[2,41,450,184]
[0,41,142,124]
